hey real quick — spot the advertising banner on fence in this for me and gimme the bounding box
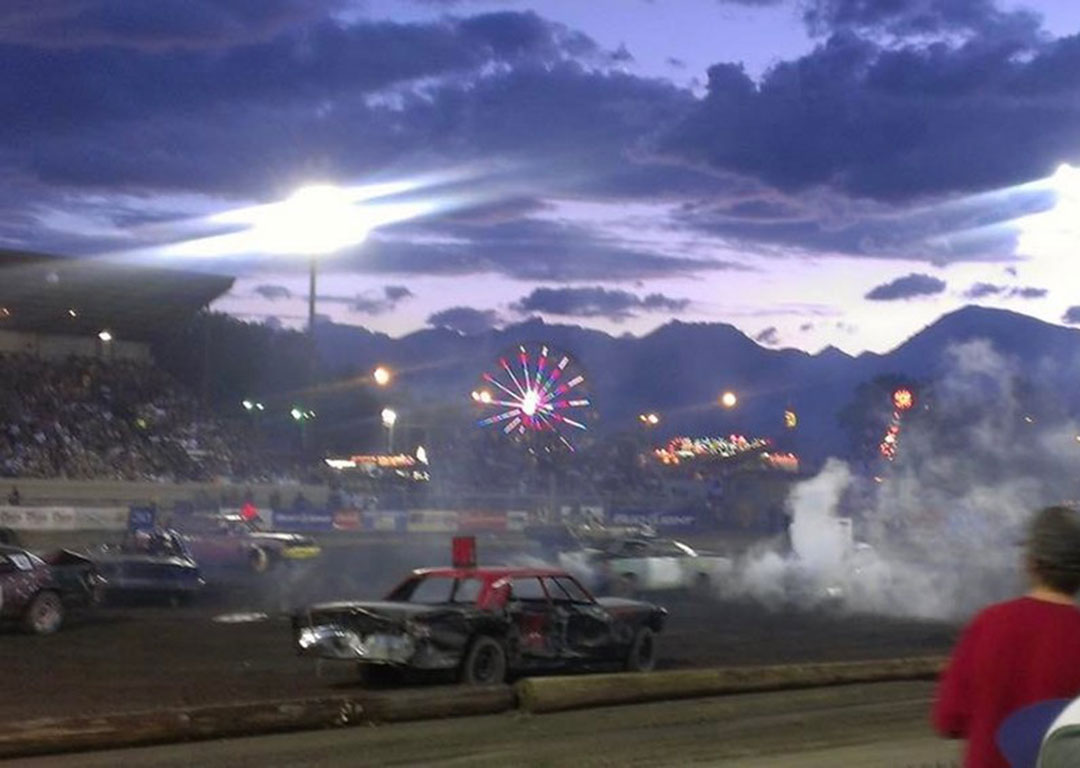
[608,507,709,532]
[406,509,459,533]
[332,509,362,531]
[362,510,407,532]
[273,509,334,532]
[458,511,507,532]
[0,506,127,531]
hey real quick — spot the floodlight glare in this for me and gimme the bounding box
[269,184,372,255]
[381,408,398,428]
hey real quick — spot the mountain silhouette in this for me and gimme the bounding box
[314,306,1080,463]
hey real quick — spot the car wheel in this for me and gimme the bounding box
[23,591,64,635]
[460,636,507,685]
[625,626,657,672]
[249,546,270,574]
[613,573,637,598]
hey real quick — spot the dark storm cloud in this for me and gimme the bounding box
[254,284,293,300]
[1063,307,1080,326]
[963,282,1049,299]
[0,13,606,161]
[350,217,743,282]
[427,306,504,334]
[0,0,341,49]
[663,30,1080,202]
[348,285,415,315]
[755,326,780,346]
[865,273,946,301]
[510,286,691,322]
[801,0,1040,40]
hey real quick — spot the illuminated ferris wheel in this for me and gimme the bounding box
[471,343,591,451]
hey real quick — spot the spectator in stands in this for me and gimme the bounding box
[933,505,1080,768]
[0,352,289,483]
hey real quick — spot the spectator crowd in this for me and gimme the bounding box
[0,353,283,482]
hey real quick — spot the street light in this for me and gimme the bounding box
[373,366,392,387]
[720,391,738,409]
[98,329,113,343]
[381,408,398,454]
[639,412,660,426]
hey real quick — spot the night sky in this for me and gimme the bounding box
[3,0,1080,352]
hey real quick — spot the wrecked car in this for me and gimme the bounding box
[169,512,321,576]
[88,529,204,602]
[293,567,667,685]
[0,545,102,634]
[560,537,734,597]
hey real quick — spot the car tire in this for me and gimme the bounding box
[625,626,657,672]
[249,546,270,574]
[23,590,64,635]
[460,635,507,685]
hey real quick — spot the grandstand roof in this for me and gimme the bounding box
[0,250,234,341]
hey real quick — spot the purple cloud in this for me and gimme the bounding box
[865,273,946,301]
[511,286,691,321]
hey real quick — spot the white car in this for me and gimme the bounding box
[560,537,733,596]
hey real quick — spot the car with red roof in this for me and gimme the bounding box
[292,564,667,685]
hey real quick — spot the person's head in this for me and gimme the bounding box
[1025,505,1080,596]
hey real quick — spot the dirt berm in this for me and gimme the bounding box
[0,658,945,760]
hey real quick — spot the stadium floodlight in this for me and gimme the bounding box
[1053,163,1080,203]
[98,329,113,343]
[290,407,303,421]
[381,408,398,453]
[242,400,254,411]
[373,366,392,387]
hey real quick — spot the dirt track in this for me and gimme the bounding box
[2,538,958,723]
[6,682,959,768]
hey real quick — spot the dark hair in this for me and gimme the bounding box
[1027,506,1080,595]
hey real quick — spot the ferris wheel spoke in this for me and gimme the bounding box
[484,374,522,402]
[503,416,523,434]
[500,358,526,398]
[553,413,587,430]
[479,408,521,426]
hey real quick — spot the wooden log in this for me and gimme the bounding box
[515,657,946,714]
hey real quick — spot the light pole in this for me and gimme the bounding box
[291,406,316,451]
[381,408,398,454]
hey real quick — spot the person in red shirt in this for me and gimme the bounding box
[933,505,1080,768]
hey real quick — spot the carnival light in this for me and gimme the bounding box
[373,366,392,387]
[893,388,915,411]
[475,343,590,451]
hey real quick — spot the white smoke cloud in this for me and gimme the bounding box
[729,339,1079,621]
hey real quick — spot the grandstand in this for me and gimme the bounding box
[0,249,233,360]
[0,250,267,484]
